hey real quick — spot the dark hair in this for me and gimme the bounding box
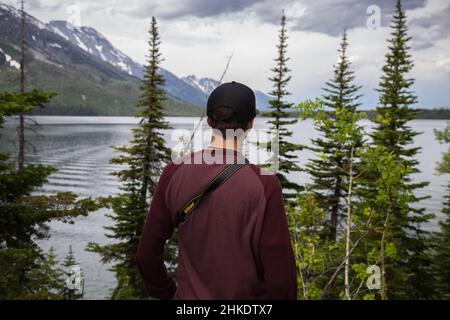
[207,106,251,138]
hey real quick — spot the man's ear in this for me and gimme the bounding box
[247,118,255,130]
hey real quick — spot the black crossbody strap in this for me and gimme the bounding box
[175,161,247,227]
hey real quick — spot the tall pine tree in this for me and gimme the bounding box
[264,10,302,199]
[432,123,450,299]
[363,0,433,298]
[433,183,450,299]
[300,31,363,241]
[87,17,172,299]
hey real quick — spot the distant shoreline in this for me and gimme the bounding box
[25,108,450,120]
[3,111,450,126]
[270,108,450,120]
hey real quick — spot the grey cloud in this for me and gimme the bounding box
[251,0,449,49]
[28,0,450,47]
[25,0,64,11]
[286,0,427,36]
[409,4,450,49]
[119,0,433,40]
[125,0,264,20]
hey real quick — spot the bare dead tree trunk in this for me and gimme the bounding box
[18,0,26,169]
[344,146,354,300]
[183,54,233,155]
[380,210,390,300]
[321,228,368,299]
[329,172,341,241]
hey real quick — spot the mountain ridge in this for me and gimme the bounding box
[0,2,205,116]
[48,19,210,106]
[0,2,271,115]
[181,74,271,111]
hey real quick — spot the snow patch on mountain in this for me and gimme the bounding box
[48,20,143,78]
[181,75,271,111]
[0,47,20,70]
[117,61,132,75]
[95,44,106,61]
[50,26,69,41]
[181,75,220,95]
[74,34,88,52]
[0,2,21,19]
[49,43,62,49]
[0,2,48,31]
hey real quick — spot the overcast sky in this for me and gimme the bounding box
[4,0,450,108]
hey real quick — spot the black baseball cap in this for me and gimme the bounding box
[207,81,256,123]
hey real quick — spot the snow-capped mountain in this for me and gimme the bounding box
[181,75,220,96]
[48,20,143,78]
[0,2,48,30]
[0,2,269,112]
[48,20,208,105]
[0,2,205,116]
[181,75,271,111]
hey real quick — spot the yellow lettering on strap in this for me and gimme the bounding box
[184,202,195,214]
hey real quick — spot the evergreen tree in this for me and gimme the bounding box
[355,146,414,300]
[24,248,65,300]
[297,99,366,300]
[362,0,433,298]
[433,184,450,299]
[299,31,363,241]
[87,17,172,299]
[0,92,104,300]
[264,11,303,199]
[435,124,450,174]
[432,123,450,299]
[62,246,84,300]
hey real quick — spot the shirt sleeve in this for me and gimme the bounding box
[259,176,298,300]
[135,163,177,300]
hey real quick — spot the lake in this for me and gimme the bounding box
[0,116,449,299]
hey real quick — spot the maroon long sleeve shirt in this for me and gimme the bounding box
[136,149,297,300]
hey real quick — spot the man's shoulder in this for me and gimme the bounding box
[247,164,282,192]
[158,160,184,187]
[163,153,281,192]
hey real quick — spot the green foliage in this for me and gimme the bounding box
[362,108,450,121]
[371,0,420,160]
[87,17,173,299]
[296,31,364,241]
[0,247,65,300]
[355,146,419,299]
[0,90,105,300]
[287,192,337,299]
[0,90,57,113]
[432,184,450,299]
[435,122,450,174]
[362,0,434,299]
[432,123,450,298]
[263,11,303,198]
